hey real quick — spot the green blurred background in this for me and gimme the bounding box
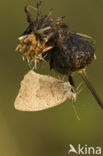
[0,0,103,156]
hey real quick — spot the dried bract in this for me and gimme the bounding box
[16,3,68,65]
[16,33,53,63]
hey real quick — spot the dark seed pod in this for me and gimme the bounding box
[46,32,95,75]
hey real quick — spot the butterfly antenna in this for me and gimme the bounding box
[72,103,80,120]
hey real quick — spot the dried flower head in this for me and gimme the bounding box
[15,2,103,109]
[16,2,68,65]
